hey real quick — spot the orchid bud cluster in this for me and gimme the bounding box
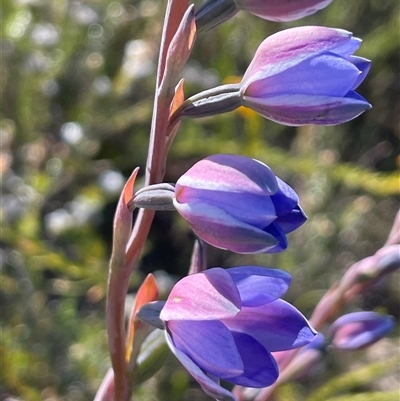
[100,1,397,401]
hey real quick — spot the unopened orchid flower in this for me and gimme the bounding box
[139,266,316,401]
[329,312,395,350]
[196,0,334,31]
[173,154,306,253]
[240,26,371,125]
[176,26,371,126]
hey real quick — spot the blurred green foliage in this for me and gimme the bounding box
[1,0,399,400]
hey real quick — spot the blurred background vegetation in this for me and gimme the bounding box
[1,0,399,400]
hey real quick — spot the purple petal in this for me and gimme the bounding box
[226,266,291,306]
[245,53,360,98]
[242,27,353,88]
[334,36,362,57]
[262,223,288,252]
[222,299,316,352]
[345,90,370,102]
[243,93,371,126]
[271,178,307,233]
[348,56,371,88]
[274,205,307,234]
[275,177,299,203]
[167,320,243,377]
[160,268,241,321]
[271,177,299,216]
[174,202,280,253]
[225,331,278,387]
[176,154,278,195]
[176,189,278,228]
[166,332,237,401]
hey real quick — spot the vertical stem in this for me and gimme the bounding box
[106,266,132,400]
[106,1,189,400]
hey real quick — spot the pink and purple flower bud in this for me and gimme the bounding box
[173,154,306,254]
[178,27,371,126]
[329,312,395,351]
[240,26,371,125]
[196,0,334,32]
[151,266,316,400]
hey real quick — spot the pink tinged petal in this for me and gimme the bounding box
[165,333,237,401]
[241,27,353,88]
[167,320,244,377]
[245,53,361,98]
[226,266,291,306]
[222,299,317,352]
[225,331,278,387]
[243,93,371,126]
[160,268,241,321]
[176,154,278,195]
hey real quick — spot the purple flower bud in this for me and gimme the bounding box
[241,26,372,125]
[329,312,395,351]
[173,154,307,254]
[159,266,316,399]
[178,27,371,126]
